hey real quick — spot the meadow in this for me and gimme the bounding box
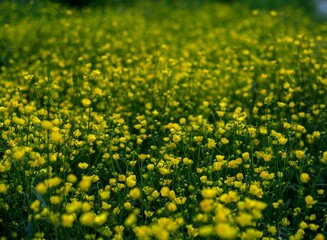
[0,1,326,239]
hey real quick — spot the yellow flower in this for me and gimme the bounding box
[213,162,223,171]
[67,173,77,183]
[81,98,92,107]
[51,131,62,143]
[167,202,177,212]
[309,214,316,221]
[282,217,290,226]
[159,167,169,175]
[241,228,263,239]
[133,226,152,239]
[309,223,319,231]
[79,212,95,226]
[242,152,250,161]
[314,233,325,240]
[124,202,132,210]
[186,224,199,237]
[125,213,137,226]
[64,201,81,213]
[278,137,288,145]
[62,213,76,228]
[151,190,160,199]
[87,134,96,143]
[215,204,231,222]
[300,173,310,183]
[267,224,277,235]
[13,149,25,161]
[249,184,263,198]
[160,186,170,197]
[99,190,110,200]
[94,87,103,96]
[35,182,47,195]
[79,176,92,192]
[126,175,137,188]
[130,187,141,200]
[221,138,229,144]
[50,196,62,205]
[32,116,41,124]
[201,188,217,198]
[101,202,111,210]
[295,150,305,160]
[12,116,25,126]
[305,195,317,207]
[41,120,53,130]
[208,138,217,149]
[78,162,89,169]
[200,199,214,212]
[30,200,40,212]
[24,74,34,81]
[299,221,308,229]
[277,102,286,107]
[313,131,320,138]
[45,177,62,188]
[113,153,120,161]
[317,189,324,195]
[172,134,181,143]
[236,212,253,227]
[94,212,108,226]
[198,225,213,237]
[321,151,327,164]
[215,223,238,239]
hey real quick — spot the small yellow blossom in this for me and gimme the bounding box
[305,195,317,207]
[79,176,92,192]
[113,153,120,161]
[236,212,253,227]
[62,213,76,228]
[221,138,229,144]
[249,184,263,198]
[30,200,40,212]
[99,190,111,200]
[314,233,325,240]
[80,212,95,226]
[67,174,77,183]
[198,225,213,237]
[167,202,177,212]
[78,162,89,169]
[126,175,137,188]
[13,149,25,161]
[35,182,47,195]
[125,213,137,226]
[215,223,238,239]
[130,187,141,200]
[295,150,305,160]
[50,196,62,205]
[41,120,53,130]
[94,212,108,226]
[51,131,62,143]
[242,152,250,161]
[87,134,96,143]
[81,98,92,107]
[300,173,310,183]
[201,188,217,198]
[208,138,217,149]
[267,224,277,235]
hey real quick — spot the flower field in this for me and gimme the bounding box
[0,1,326,239]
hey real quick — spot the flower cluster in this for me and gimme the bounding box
[0,1,326,239]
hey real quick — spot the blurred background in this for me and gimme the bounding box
[0,0,318,11]
[1,0,327,19]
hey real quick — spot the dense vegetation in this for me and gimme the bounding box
[0,1,326,239]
